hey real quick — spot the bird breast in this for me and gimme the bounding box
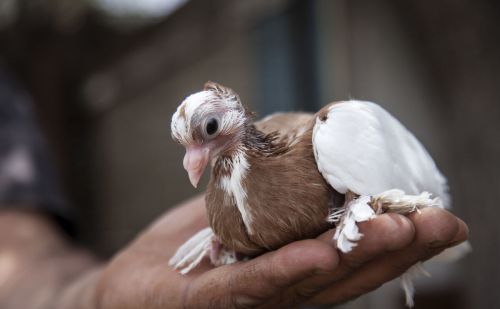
[206,119,334,256]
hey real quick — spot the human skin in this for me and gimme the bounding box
[0,196,468,308]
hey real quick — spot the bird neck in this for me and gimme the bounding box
[241,124,275,154]
[212,124,273,175]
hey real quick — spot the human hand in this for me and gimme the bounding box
[95,196,468,308]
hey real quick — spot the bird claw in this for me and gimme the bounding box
[209,238,241,266]
[169,227,241,274]
[332,196,375,253]
[331,189,443,254]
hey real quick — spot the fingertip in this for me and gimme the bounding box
[451,217,469,245]
[408,207,460,249]
[457,217,469,234]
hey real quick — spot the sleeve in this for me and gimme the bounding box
[0,65,74,232]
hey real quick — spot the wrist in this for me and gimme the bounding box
[0,209,101,309]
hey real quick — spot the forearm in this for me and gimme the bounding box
[0,208,101,309]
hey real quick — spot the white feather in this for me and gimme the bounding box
[312,100,450,207]
[171,91,215,142]
[332,196,375,252]
[219,151,253,234]
[401,262,431,307]
[169,227,213,274]
[169,226,241,274]
[331,190,445,254]
[220,110,245,135]
[184,91,213,118]
[313,103,455,308]
[171,90,245,144]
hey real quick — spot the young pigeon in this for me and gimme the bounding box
[169,82,462,306]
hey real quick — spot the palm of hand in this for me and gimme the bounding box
[95,196,467,309]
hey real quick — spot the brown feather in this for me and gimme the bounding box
[206,111,343,256]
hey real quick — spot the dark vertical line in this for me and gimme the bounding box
[253,10,295,115]
[253,0,320,115]
[288,0,321,112]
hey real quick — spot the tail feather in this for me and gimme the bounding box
[401,263,431,307]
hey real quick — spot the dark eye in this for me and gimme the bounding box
[205,118,219,136]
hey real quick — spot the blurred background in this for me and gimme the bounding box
[1,0,499,308]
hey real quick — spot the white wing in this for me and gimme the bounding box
[312,100,450,207]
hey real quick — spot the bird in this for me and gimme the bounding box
[169,82,464,306]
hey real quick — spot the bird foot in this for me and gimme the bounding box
[209,238,244,267]
[331,196,376,253]
[330,189,443,254]
[169,227,213,274]
[369,189,443,215]
[169,227,241,274]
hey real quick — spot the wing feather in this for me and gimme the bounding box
[255,112,314,145]
[312,100,450,207]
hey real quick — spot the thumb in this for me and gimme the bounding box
[184,239,339,308]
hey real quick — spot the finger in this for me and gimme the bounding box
[319,213,415,278]
[186,240,338,308]
[310,207,468,305]
[267,213,415,306]
[184,239,339,308]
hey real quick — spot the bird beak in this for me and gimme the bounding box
[183,145,210,188]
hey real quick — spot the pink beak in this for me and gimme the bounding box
[183,145,210,188]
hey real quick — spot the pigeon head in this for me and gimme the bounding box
[171,82,248,188]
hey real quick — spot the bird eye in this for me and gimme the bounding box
[205,118,219,136]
